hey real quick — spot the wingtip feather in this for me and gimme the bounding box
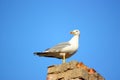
[33,52,40,55]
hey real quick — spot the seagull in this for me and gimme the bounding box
[34,29,80,63]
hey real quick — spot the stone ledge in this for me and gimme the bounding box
[47,61,105,80]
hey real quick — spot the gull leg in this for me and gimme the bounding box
[62,53,66,63]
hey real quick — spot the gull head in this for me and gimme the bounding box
[70,29,80,36]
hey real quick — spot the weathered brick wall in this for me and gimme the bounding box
[47,61,105,80]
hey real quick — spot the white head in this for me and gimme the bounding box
[70,29,80,36]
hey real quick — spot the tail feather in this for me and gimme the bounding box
[33,52,62,59]
[34,52,47,56]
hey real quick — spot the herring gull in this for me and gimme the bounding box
[34,29,80,63]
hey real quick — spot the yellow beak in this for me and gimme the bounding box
[70,31,74,34]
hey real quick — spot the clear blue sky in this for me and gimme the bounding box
[0,0,120,80]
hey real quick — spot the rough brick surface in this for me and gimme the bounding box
[47,61,105,80]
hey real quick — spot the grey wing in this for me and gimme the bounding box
[45,42,71,52]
